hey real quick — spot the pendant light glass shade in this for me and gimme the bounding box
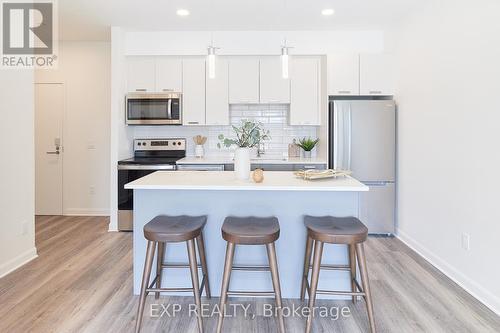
[281,47,289,79]
[207,46,217,79]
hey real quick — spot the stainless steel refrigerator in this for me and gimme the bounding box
[329,100,396,235]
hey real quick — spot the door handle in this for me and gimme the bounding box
[46,151,60,155]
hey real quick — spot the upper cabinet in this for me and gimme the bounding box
[127,57,155,92]
[327,53,395,96]
[359,54,395,96]
[228,58,260,104]
[182,58,206,125]
[206,59,230,125]
[156,58,183,92]
[327,54,359,96]
[259,57,290,104]
[290,57,321,126]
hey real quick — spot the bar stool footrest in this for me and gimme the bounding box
[227,290,276,297]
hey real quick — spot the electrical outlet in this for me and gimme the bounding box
[461,233,470,251]
[89,186,96,195]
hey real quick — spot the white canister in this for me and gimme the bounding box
[195,145,204,158]
[234,147,251,180]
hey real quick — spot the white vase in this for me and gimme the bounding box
[234,147,251,180]
[303,150,312,159]
[195,145,204,158]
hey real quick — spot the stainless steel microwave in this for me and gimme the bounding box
[126,93,182,125]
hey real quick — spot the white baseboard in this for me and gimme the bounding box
[0,247,38,278]
[63,208,110,216]
[397,229,500,316]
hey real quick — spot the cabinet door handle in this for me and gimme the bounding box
[135,88,147,92]
[338,90,351,94]
[162,88,174,92]
[187,121,199,124]
[369,91,382,94]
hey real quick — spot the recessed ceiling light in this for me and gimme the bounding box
[176,9,190,16]
[321,8,335,16]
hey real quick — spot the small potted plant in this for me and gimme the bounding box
[297,137,319,158]
[218,120,270,180]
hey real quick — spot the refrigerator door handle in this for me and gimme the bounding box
[347,104,352,171]
[333,105,339,169]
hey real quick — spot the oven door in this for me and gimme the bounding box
[126,93,182,125]
[117,165,175,231]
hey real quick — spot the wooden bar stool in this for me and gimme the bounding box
[135,215,211,333]
[216,216,285,333]
[301,216,376,333]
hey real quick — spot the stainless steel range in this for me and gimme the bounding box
[117,138,186,231]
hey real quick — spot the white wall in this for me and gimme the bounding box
[36,42,111,216]
[0,70,37,277]
[393,0,500,314]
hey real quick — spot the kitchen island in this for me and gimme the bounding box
[125,171,368,298]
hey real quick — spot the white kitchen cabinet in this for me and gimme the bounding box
[206,58,230,125]
[259,57,290,103]
[228,58,260,104]
[359,54,395,96]
[127,57,155,92]
[327,54,360,96]
[182,58,206,125]
[290,57,321,126]
[156,57,183,92]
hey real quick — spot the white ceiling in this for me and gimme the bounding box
[58,0,422,41]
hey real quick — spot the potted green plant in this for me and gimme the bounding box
[297,137,319,158]
[218,120,270,180]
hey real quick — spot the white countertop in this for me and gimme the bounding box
[124,171,368,192]
[176,156,328,165]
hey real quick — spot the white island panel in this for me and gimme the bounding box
[129,171,368,299]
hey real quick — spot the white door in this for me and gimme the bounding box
[228,58,260,104]
[259,57,290,103]
[156,57,183,92]
[206,58,229,125]
[327,54,360,96]
[290,57,320,125]
[182,58,206,125]
[35,83,64,215]
[359,54,395,96]
[127,57,156,92]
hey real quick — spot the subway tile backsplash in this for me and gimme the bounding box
[209,104,318,158]
[133,104,318,157]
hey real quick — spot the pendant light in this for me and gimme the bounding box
[280,0,291,79]
[281,43,290,79]
[207,45,217,79]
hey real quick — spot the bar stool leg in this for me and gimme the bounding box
[135,240,156,333]
[348,244,357,303]
[187,239,203,333]
[216,242,235,333]
[266,242,286,333]
[356,242,376,333]
[300,236,314,301]
[196,233,211,298]
[155,242,165,299]
[305,240,323,333]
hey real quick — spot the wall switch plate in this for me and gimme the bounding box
[89,186,96,195]
[461,233,470,251]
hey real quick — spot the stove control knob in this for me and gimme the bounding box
[178,141,182,146]
[172,142,176,145]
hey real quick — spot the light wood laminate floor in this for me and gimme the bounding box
[0,216,498,332]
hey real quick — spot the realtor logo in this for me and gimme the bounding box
[1,0,58,68]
